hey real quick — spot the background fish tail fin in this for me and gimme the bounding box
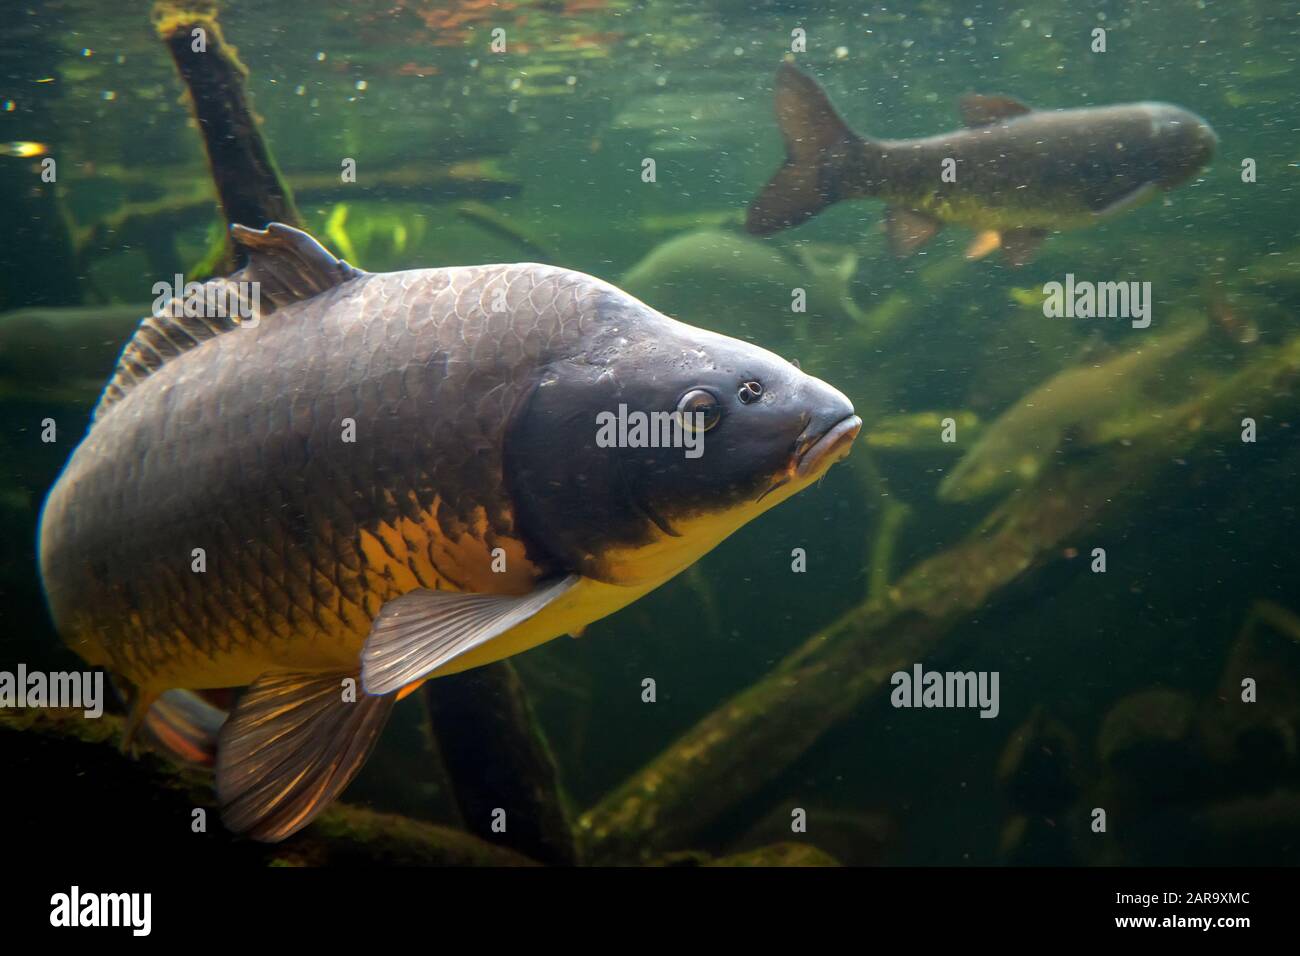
[141,689,229,766]
[216,669,396,842]
[746,62,868,236]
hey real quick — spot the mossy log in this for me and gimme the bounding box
[579,335,1300,862]
[152,0,300,272]
[704,843,841,867]
[71,163,522,270]
[423,662,578,865]
[0,707,535,866]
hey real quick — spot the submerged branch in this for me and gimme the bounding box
[422,662,579,865]
[579,336,1300,862]
[152,0,301,272]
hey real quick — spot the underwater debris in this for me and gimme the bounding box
[995,707,1083,865]
[703,843,841,867]
[1098,688,1205,802]
[865,411,981,452]
[152,0,301,270]
[455,200,556,263]
[323,203,361,265]
[422,662,578,865]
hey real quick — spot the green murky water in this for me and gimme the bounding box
[2,0,1299,865]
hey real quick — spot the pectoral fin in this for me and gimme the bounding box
[216,669,396,842]
[1091,182,1159,218]
[884,207,943,256]
[361,575,582,696]
[142,689,227,766]
[999,228,1048,267]
[965,230,1002,260]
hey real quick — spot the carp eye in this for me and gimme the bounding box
[676,388,721,432]
[738,380,763,404]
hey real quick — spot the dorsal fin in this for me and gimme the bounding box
[226,221,365,311]
[958,94,1033,127]
[93,223,364,422]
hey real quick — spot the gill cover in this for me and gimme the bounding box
[503,358,650,583]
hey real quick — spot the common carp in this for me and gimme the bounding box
[747,63,1217,265]
[937,319,1207,502]
[38,223,860,841]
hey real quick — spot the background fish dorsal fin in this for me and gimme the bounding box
[958,94,1033,127]
[92,223,364,422]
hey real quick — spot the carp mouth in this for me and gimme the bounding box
[795,414,862,478]
[758,414,862,503]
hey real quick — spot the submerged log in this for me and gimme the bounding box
[152,0,300,272]
[71,163,522,270]
[704,843,841,867]
[423,663,578,865]
[579,335,1300,862]
[1,707,535,866]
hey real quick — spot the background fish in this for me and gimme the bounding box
[38,223,860,841]
[747,63,1217,265]
[937,319,1207,502]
